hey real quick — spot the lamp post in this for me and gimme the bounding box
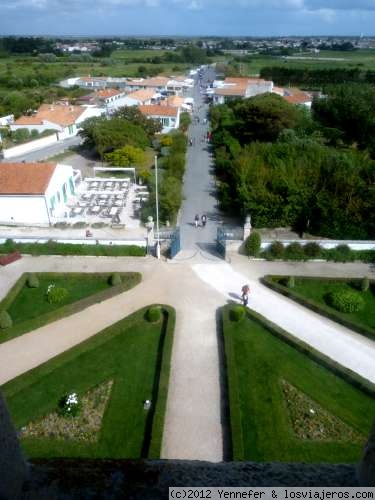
[154,155,161,259]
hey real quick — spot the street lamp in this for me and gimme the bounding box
[154,155,161,259]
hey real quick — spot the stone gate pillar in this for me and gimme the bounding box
[243,214,252,241]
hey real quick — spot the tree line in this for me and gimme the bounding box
[210,92,375,239]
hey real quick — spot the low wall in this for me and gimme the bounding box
[225,238,375,256]
[0,237,146,247]
[261,239,375,251]
[2,134,58,159]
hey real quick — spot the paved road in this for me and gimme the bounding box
[1,136,82,163]
[179,67,224,254]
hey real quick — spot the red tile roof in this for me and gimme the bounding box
[139,105,178,117]
[96,88,123,98]
[0,163,57,195]
[15,104,85,127]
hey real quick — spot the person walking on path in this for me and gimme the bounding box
[201,214,207,227]
[241,284,250,306]
[195,214,200,228]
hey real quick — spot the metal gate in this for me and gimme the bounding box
[216,226,226,259]
[170,227,181,259]
[217,226,244,260]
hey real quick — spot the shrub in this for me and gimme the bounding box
[230,305,245,322]
[73,221,88,229]
[245,232,261,257]
[304,242,322,258]
[287,276,295,288]
[331,244,353,263]
[53,222,69,229]
[57,392,81,418]
[0,310,12,329]
[361,277,370,292]
[26,273,39,288]
[146,306,161,323]
[284,242,305,261]
[46,286,69,304]
[91,222,106,229]
[327,289,364,313]
[109,273,122,286]
[269,241,284,259]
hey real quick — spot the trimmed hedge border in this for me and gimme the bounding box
[148,305,176,458]
[261,275,375,342]
[222,307,245,460]
[222,305,375,460]
[0,240,146,257]
[0,272,141,344]
[2,304,175,460]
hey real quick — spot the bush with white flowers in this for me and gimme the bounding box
[46,283,69,304]
[58,392,81,418]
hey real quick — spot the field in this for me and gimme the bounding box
[2,305,174,459]
[223,306,375,463]
[0,272,141,343]
[236,49,375,76]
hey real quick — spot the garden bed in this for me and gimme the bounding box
[262,276,375,342]
[222,305,375,463]
[2,305,175,459]
[0,272,141,343]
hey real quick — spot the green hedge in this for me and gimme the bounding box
[222,307,245,460]
[0,240,146,257]
[260,241,375,263]
[0,272,141,343]
[261,275,375,342]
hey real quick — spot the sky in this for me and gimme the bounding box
[0,0,375,37]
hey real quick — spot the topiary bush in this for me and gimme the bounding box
[0,310,13,329]
[327,289,364,313]
[26,273,39,288]
[230,305,245,322]
[269,241,284,259]
[46,286,69,304]
[361,277,370,292]
[245,232,261,257]
[146,306,161,323]
[284,242,305,261]
[57,392,81,418]
[304,242,322,259]
[286,276,295,288]
[109,273,122,286]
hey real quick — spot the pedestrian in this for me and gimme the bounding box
[201,214,207,227]
[189,138,193,146]
[241,284,250,306]
[194,214,200,228]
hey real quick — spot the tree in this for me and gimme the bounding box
[105,145,145,167]
[114,106,162,138]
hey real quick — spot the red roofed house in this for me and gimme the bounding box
[10,103,104,139]
[0,162,78,225]
[213,77,274,104]
[138,105,180,133]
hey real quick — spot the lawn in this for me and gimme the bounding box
[2,305,175,459]
[265,277,375,341]
[0,272,141,343]
[223,305,375,463]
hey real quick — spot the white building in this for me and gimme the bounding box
[10,103,104,139]
[138,105,180,133]
[213,77,274,104]
[0,162,79,226]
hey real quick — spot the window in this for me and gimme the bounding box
[69,177,75,195]
[62,184,68,203]
[50,195,56,210]
[57,191,61,203]
[68,125,74,135]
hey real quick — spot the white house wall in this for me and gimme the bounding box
[2,133,59,159]
[0,196,49,225]
[45,163,76,218]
